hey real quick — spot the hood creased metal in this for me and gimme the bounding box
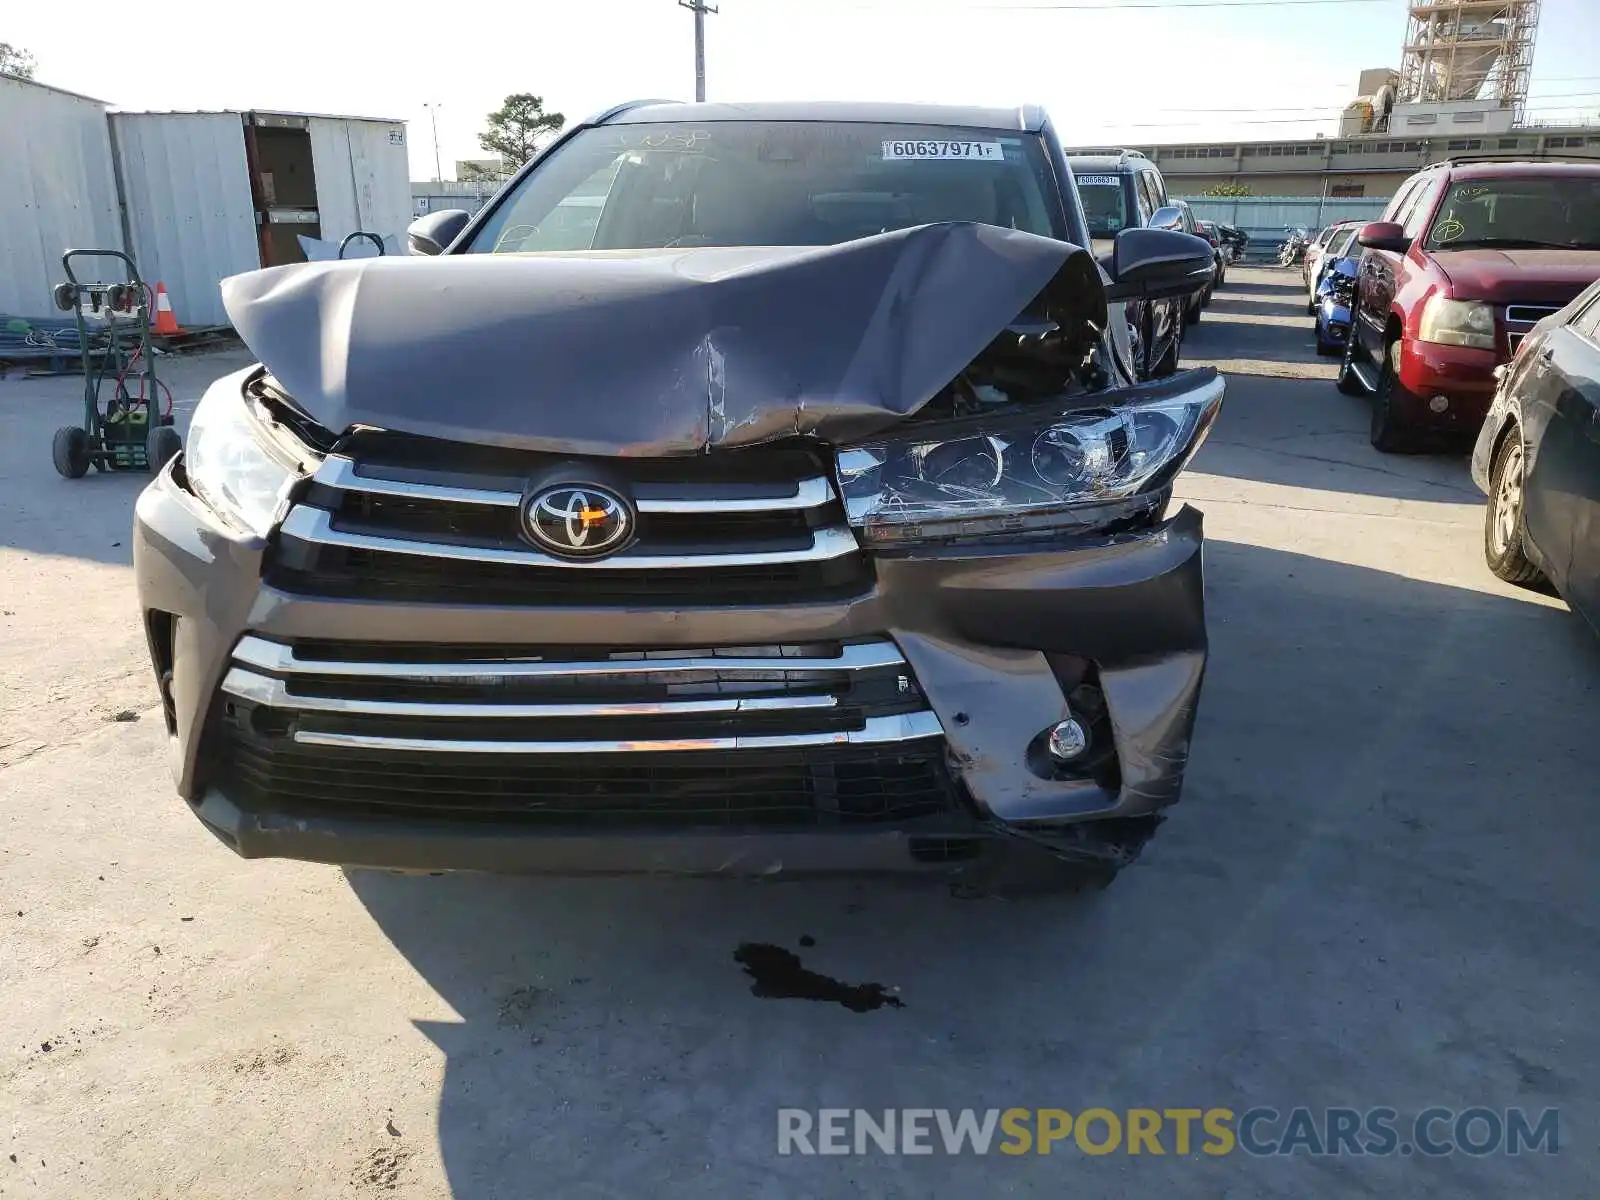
[219,222,1104,455]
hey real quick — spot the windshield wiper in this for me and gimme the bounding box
[1434,237,1575,250]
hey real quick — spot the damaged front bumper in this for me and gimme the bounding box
[134,440,1209,878]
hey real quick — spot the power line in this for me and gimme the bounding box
[837,0,1393,9]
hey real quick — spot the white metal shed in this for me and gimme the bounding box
[0,76,122,318]
[109,109,411,327]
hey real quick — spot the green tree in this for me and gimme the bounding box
[1200,183,1252,198]
[0,42,38,79]
[477,94,566,169]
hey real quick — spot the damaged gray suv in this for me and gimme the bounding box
[133,100,1222,887]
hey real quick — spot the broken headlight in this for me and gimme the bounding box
[835,372,1223,545]
[185,377,301,537]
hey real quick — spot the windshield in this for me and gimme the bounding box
[1074,172,1128,236]
[1424,177,1600,251]
[1327,226,1359,258]
[466,122,1067,253]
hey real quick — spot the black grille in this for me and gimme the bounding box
[266,546,871,606]
[309,493,831,545]
[214,727,960,828]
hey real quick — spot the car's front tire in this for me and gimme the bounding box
[1484,429,1545,586]
[1370,340,1420,454]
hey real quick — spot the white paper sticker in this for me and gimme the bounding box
[881,139,1004,162]
[1076,174,1120,187]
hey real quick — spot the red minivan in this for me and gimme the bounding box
[1337,160,1600,453]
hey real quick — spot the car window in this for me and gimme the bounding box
[1401,180,1440,239]
[1142,170,1167,210]
[1134,173,1158,224]
[1327,226,1359,258]
[1422,176,1600,252]
[467,122,1068,253]
[1383,176,1423,223]
[1075,170,1130,236]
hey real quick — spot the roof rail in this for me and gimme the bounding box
[1065,146,1148,160]
[1424,152,1600,168]
[585,98,682,125]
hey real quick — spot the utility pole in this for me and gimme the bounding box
[677,0,718,102]
[424,103,443,182]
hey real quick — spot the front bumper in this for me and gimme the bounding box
[1316,300,1352,344]
[1397,338,1498,429]
[133,465,1209,875]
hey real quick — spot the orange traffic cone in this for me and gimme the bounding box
[152,282,181,336]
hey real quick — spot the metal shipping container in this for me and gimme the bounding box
[0,77,122,319]
[109,110,410,327]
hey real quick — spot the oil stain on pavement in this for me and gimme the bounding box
[733,942,903,1012]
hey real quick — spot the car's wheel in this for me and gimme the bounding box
[1484,430,1545,586]
[1152,324,1180,377]
[146,424,182,474]
[52,426,91,479]
[1314,332,1340,357]
[1370,339,1420,454]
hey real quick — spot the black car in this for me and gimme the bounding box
[1067,148,1185,379]
[134,100,1222,888]
[1472,277,1600,638]
[1195,219,1228,290]
[1147,200,1210,325]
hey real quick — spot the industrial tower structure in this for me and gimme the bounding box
[1398,0,1542,123]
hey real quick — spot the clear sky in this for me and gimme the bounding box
[9,0,1599,181]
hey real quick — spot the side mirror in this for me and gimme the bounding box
[407,209,471,256]
[1146,205,1183,231]
[1356,221,1410,253]
[1102,228,1217,302]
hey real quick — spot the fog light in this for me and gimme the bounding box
[1046,718,1090,762]
[1429,394,1449,413]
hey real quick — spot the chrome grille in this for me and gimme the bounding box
[1505,304,1561,327]
[212,635,953,826]
[268,436,871,606]
[1505,304,1561,355]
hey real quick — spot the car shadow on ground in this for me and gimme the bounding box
[1188,374,1483,504]
[344,539,1598,1199]
[1203,295,1312,321]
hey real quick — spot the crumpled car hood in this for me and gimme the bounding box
[220,221,1105,455]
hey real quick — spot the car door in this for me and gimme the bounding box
[1357,177,1426,360]
[1137,171,1182,368]
[1526,290,1600,628]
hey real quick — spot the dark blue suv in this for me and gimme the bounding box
[1067,148,1185,380]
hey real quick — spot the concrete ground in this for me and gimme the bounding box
[1,267,1595,1198]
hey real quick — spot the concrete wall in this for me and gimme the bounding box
[1145,125,1600,199]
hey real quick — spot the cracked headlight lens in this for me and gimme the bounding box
[836,372,1223,545]
[185,379,301,537]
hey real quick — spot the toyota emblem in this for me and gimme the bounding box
[520,484,635,559]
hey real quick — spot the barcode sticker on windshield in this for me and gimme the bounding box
[882,140,1004,162]
[1077,175,1120,187]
